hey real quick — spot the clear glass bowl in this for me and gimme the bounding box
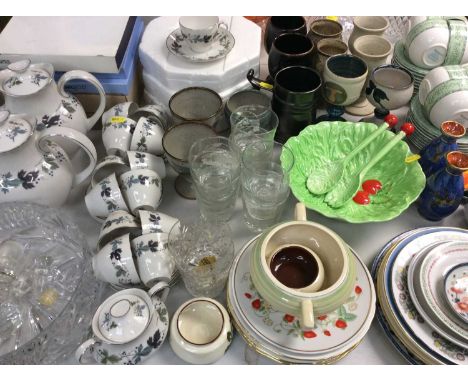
[0,202,104,364]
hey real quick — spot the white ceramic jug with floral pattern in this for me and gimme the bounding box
[0,111,97,207]
[0,59,105,135]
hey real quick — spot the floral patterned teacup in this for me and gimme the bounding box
[101,102,138,128]
[102,116,137,156]
[98,210,141,250]
[92,233,141,286]
[127,151,166,179]
[91,155,131,187]
[129,103,171,130]
[179,16,228,53]
[119,169,162,214]
[85,173,129,221]
[130,232,174,287]
[138,210,179,235]
[129,116,165,155]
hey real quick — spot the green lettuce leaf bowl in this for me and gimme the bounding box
[282,121,426,223]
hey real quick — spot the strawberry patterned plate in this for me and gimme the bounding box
[444,263,468,324]
[226,236,376,363]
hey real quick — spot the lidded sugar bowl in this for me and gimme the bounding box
[76,281,169,364]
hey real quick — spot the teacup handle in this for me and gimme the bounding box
[294,202,307,221]
[149,280,170,303]
[301,300,315,329]
[37,126,97,187]
[75,338,97,364]
[58,70,106,131]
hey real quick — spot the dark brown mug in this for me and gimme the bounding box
[247,66,322,143]
[264,16,307,53]
[268,33,315,78]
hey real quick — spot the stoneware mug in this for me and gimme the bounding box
[348,16,389,55]
[366,64,414,111]
[307,19,343,47]
[264,16,307,53]
[268,33,315,78]
[322,54,368,106]
[247,66,322,143]
[179,16,228,53]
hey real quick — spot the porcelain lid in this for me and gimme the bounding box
[1,60,51,97]
[96,292,151,344]
[0,111,34,153]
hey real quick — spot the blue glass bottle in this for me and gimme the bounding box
[419,121,466,177]
[418,151,468,221]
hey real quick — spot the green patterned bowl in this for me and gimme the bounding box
[283,121,426,223]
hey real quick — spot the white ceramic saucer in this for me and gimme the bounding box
[419,241,468,340]
[227,235,375,363]
[445,263,468,324]
[166,27,235,63]
[407,241,468,349]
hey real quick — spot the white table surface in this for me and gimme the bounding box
[65,125,468,365]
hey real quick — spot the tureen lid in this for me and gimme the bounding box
[0,110,34,153]
[95,292,151,344]
[1,60,51,97]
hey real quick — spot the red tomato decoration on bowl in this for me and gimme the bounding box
[353,190,370,205]
[362,179,382,195]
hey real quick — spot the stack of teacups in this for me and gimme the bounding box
[92,209,180,289]
[407,65,468,152]
[393,16,468,94]
[85,102,169,222]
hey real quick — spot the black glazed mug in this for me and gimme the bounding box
[247,66,322,143]
[264,16,307,53]
[268,33,315,79]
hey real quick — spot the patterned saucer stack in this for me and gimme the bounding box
[226,236,376,364]
[372,227,468,364]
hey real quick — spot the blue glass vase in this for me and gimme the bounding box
[418,151,468,221]
[419,121,466,177]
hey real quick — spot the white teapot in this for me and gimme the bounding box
[75,282,170,365]
[0,111,97,207]
[0,59,105,135]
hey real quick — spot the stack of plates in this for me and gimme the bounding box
[372,227,468,364]
[406,96,468,153]
[392,41,430,95]
[227,236,376,364]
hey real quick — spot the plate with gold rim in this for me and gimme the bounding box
[227,235,375,363]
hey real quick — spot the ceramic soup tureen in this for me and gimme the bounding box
[75,282,170,365]
[0,111,97,206]
[0,59,105,135]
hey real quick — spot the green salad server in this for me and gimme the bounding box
[325,122,416,208]
[306,114,397,195]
